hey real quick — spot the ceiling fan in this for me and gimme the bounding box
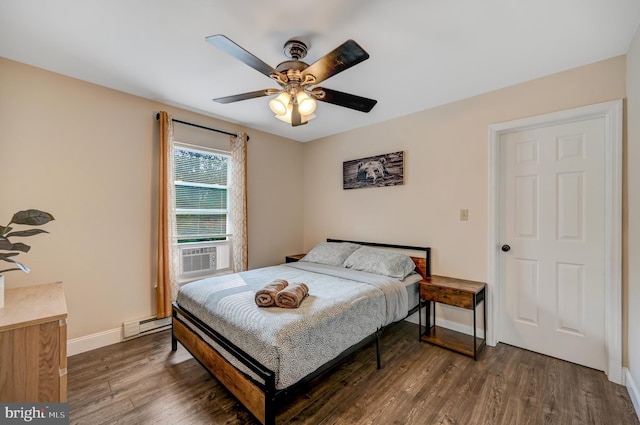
[206,34,377,127]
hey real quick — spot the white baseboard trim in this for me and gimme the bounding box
[67,327,122,357]
[404,309,485,339]
[625,368,640,420]
[405,309,420,324]
[436,317,486,339]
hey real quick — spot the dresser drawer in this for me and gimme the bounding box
[420,285,475,309]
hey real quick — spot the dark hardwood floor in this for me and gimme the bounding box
[68,322,639,425]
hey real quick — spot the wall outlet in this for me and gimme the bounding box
[460,209,469,221]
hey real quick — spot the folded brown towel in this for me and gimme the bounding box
[275,282,309,309]
[255,279,288,307]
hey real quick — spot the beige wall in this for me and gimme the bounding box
[0,57,304,340]
[626,24,640,395]
[303,56,626,281]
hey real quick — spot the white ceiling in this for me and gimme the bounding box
[1,0,639,142]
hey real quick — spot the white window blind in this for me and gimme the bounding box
[174,145,231,242]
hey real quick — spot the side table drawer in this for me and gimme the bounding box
[420,285,474,309]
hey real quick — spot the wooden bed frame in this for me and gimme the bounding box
[171,239,431,425]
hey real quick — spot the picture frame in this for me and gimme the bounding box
[343,151,404,190]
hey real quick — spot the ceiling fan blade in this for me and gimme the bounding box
[316,88,377,112]
[302,40,370,84]
[213,89,272,104]
[206,34,286,81]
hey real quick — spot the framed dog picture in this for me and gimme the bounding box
[343,151,404,190]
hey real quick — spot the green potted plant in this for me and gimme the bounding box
[0,209,55,307]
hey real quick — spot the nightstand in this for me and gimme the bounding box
[419,276,486,360]
[285,254,306,263]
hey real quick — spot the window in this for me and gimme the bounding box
[174,144,232,278]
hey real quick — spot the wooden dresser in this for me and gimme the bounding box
[0,282,67,402]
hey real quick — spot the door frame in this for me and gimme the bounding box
[487,99,623,384]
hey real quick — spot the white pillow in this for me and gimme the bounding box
[299,242,361,267]
[343,246,416,279]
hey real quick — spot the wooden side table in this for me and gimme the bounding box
[0,282,68,401]
[419,276,486,360]
[285,254,306,263]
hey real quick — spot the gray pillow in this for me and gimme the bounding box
[343,246,416,279]
[300,242,361,267]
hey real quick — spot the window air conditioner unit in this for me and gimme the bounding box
[180,245,217,275]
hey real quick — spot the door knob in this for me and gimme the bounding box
[501,244,511,252]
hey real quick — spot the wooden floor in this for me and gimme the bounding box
[68,322,639,425]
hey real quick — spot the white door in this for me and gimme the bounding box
[499,117,606,370]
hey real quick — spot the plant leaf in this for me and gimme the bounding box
[0,267,23,273]
[0,225,12,235]
[0,252,19,258]
[11,210,55,226]
[0,237,11,250]
[0,256,30,273]
[6,229,50,238]
[0,239,31,252]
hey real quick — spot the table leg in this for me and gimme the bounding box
[473,293,477,360]
[418,299,422,341]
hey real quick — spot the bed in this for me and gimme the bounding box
[171,239,431,425]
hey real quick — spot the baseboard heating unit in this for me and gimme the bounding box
[123,316,172,340]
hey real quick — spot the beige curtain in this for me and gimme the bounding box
[157,111,179,318]
[230,132,248,272]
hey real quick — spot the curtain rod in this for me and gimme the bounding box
[155,113,249,141]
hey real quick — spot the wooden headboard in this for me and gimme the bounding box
[326,238,431,280]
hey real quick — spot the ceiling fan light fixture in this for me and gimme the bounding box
[269,92,291,116]
[296,91,317,115]
[208,35,376,127]
[275,103,316,124]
